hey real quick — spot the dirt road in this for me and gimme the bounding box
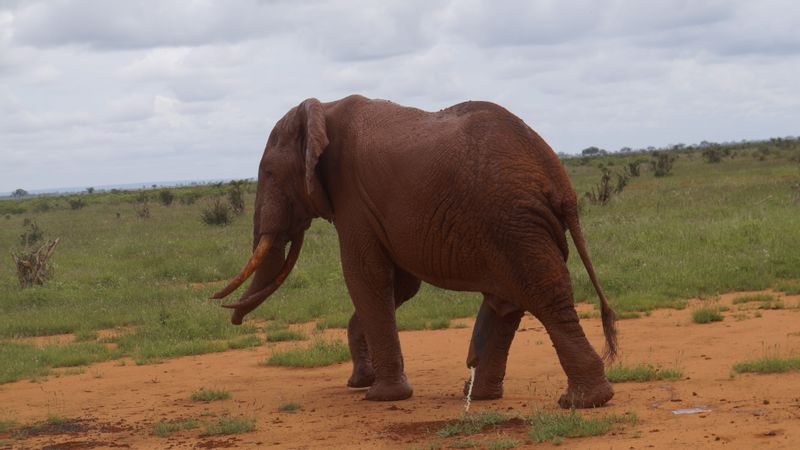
[2,291,799,449]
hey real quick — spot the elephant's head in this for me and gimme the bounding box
[211,98,332,324]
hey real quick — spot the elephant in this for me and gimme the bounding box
[212,95,617,408]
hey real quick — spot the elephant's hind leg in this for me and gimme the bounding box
[347,268,421,389]
[534,299,613,408]
[464,295,523,400]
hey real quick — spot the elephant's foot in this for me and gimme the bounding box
[364,376,413,401]
[463,378,503,400]
[557,380,614,409]
[347,368,375,390]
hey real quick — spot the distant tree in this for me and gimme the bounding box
[86,187,95,194]
[619,147,632,153]
[582,146,601,156]
[12,189,28,198]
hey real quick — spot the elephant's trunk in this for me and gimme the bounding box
[221,233,304,325]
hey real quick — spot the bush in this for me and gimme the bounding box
[179,192,201,205]
[702,148,723,163]
[19,219,44,247]
[68,198,86,210]
[201,198,232,226]
[158,189,175,206]
[651,152,675,177]
[227,180,246,215]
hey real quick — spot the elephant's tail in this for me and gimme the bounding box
[564,204,618,363]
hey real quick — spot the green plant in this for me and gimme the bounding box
[606,363,683,382]
[68,198,86,210]
[733,356,800,374]
[153,418,197,437]
[691,307,723,324]
[227,180,246,215]
[278,402,301,413]
[485,438,520,450]
[190,388,231,402]
[651,151,675,177]
[732,294,777,304]
[585,168,613,205]
[19,219,44,247]
[263,339,350,367]
[436,412,511,437]
[200,415,255,436]
[158,189,175,206]
[265,329,308,342]
[702,147,723,163]
[201,197,232,226]
[528,410,636,443]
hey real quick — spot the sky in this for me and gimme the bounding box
[1,0,799,193]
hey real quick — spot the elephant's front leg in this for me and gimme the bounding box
[340,239,412,401]
[464,295,524,400]
[347,269,421,390]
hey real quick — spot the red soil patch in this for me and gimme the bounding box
[2,291,800,449]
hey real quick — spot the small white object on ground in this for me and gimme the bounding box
[672,406,711,415]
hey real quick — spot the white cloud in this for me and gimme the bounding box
[1,0,799,192]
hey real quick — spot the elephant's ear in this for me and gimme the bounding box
[300,98,333,220]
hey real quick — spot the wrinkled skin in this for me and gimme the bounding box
[214,95,617,408]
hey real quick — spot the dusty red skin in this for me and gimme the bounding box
[214,95,616,408]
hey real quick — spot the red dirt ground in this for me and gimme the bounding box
[2,291,800,449]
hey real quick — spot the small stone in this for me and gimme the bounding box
[763,400,770,405]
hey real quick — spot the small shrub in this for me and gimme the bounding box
[528,410,636,444]
[191,388,230,402]
[33,201,51,212]
[278,402,301,413]
[585,169,613,205]
[200,416,255,436]
[485,439,520,450]
[753,147,770,161]
[68,198,86,210]
[179,192,201,205]
[436,412,511,437]
[227,180,246,215]
[606,363,683,382]
[733,356,800,374]
[651,152,675,177]
[692,307,723,324]
[201,197,232,226]
[153,419,197,437]
[627,161,641,177]
[19,219,44,247]
[158,189,175,206]
[265,329,308,342]
[791,181,800,204]
[263,339,350,367]
[133,202,150,218]
[732,294,777,304]
[702,148,723,163]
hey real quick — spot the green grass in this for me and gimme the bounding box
[200,415,255,436]
[262,339,350,368]
[278,402,301,413]
[1,146,800,380]
[436,412,511,438]
[606,363,683,382]
[485,438,520,450]
[691,307,724,324]
[528,410,637,444]
[732,294,777,304]
[0,420,17,433]
[733,356,800,374]
[152,419,197,437]
[265,329,308,342]
[0,342,121,384]
[190,388,231,402]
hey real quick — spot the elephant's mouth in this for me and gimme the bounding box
[210,233,304,324]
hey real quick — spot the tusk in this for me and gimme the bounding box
[223,233,304,324]
[210,235,273,299]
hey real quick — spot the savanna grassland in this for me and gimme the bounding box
[1,140,800,448]
[1,140,799,383]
